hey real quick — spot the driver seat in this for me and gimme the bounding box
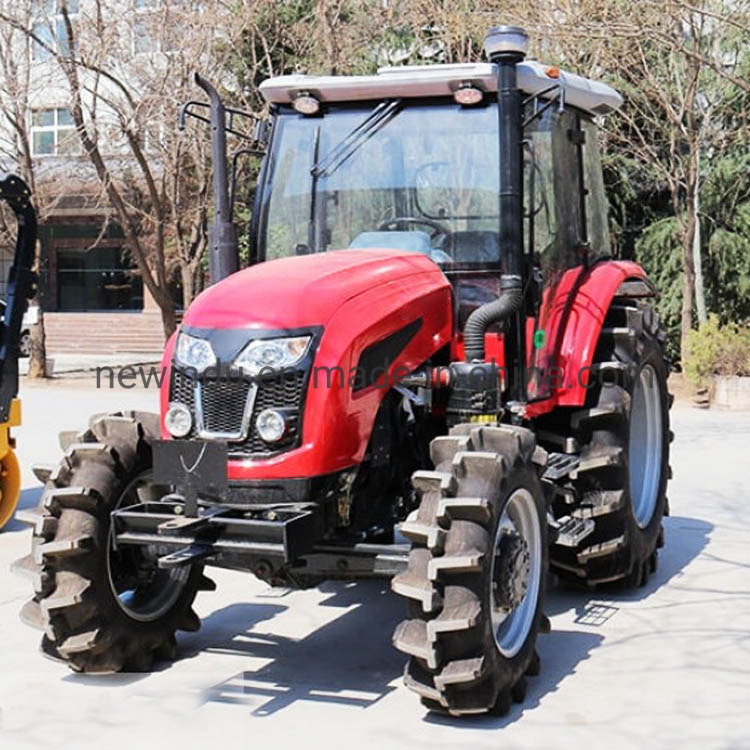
[443,230,499,263]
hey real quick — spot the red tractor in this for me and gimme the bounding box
[16,26,671,716]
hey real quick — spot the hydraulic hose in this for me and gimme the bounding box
[463,277,523,362]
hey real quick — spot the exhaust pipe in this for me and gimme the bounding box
[463,27,527,363]
[194,73,239,284]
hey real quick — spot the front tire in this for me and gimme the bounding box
[391,423,548,715]
[13,411,212,672]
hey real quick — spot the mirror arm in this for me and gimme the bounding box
[522,83,565,128]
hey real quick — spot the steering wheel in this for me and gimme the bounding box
[377,217,450,243]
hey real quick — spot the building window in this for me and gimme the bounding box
[56,245,143,312]
[133,16,158,54]
[31,1,79,62]
[133,0,184,55]
[31,108,79,156]
[32,0,79,13]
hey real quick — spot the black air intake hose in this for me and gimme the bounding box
[463,276,523,362]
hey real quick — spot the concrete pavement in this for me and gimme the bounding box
[0,383,748,750]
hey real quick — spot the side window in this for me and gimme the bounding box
[524,107,584,271]
[524,123,556,257]
[581,118,612,257]
[261,117,314,259]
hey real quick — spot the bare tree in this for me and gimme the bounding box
[0,0,252,334]
[531,0,750,355]
[0,0,49,377]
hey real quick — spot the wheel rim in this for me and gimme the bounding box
[628,364,663,528]
[106,474,190,622]
[19,333,30,357]
[490,488,542,658]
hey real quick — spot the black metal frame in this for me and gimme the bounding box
[112,499,323,566]
[111,498,408,580]
[0,174,37,422]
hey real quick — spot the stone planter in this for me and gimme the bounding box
[713,375,750,409]
[19,358,55,377]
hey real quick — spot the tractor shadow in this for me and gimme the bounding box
[60,602,287,688]
[545,515,712,619]
[197,581,606,722]
[3,486,43,532]
[422,628,604,729]
[199,580,404,715]
[196,516,710,721]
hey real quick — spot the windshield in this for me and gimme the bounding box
[258,100,501,267]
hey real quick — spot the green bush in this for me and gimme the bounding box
[683,315,750,388]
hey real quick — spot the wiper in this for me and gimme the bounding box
[310,99,402,179]
[307,124,322,252]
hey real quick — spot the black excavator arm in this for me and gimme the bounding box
[0,173,37,422]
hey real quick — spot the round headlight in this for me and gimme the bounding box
[256,409,286,443]
[165,402,192,438]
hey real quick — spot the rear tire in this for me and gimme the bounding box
[549,301,673,587]
[13,411,212,672]
[392,423,548,715]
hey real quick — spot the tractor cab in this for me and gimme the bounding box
[254,56,621,358]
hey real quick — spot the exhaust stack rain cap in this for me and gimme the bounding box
[483,26,529,61]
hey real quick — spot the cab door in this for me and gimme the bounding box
[524,106,610,400]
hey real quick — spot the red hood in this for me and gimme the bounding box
[182,249,442,330]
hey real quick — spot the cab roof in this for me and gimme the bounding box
[259,60,623,117]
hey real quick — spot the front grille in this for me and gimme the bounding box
[169,368,306,457]
[171,368,195,408]
[199,379,253,435]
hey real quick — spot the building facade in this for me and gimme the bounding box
[0,0,198,354]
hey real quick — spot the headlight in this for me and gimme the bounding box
[175,332,216,373]
[165,402,192,438]
[234,335,311,375]
[256,408,287,442]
